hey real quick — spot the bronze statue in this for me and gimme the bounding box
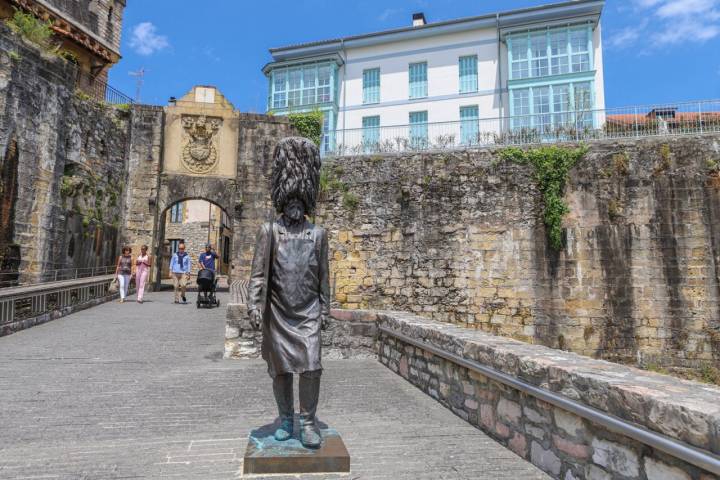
[247,137,330,449]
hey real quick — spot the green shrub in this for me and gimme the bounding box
[288,110,323,146]
[341,191,359,212]
[6,7,53,48]
[499,145,587,250]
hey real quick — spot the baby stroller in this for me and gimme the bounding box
[196,268,220,308]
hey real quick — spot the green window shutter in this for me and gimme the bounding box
[409,111,428,149]
[409,62,428,99]
[460,106,479,145]
[362,115,380,152]
[459,56,478,93]
[363,68,380,104]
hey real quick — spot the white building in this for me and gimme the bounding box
[263,0,605,154]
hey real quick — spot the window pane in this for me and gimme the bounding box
[553,84,571,126]
[551,56,569,75]
[533,86,551,131]
[273,70,287,92]
[572,53,590,72]
[288,68,302,89]
[512,89,530,129]
[460,105,479,145]
[531,34,548,59]
[570,29,589,53]
[512,61,529,79]
[550,31,567,56]
[512,36,528,60]
[273,92,286,109]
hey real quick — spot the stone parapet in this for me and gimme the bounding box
[376,311,720,479]
[224,299,377,360]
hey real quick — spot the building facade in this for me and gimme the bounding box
[263,0,605,153]
[0,0,125,87]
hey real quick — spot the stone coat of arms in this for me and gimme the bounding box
[181,115,222,174]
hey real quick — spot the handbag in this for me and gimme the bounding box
[108,277,119,294]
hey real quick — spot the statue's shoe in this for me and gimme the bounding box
[300,425,322,449]
[274,418,293,441]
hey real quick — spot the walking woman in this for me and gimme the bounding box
[135,245,152,304]
[115,246,134,303]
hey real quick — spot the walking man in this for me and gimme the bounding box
[197,243,218,272]
[248,137,329,449]
[170,242,191,304]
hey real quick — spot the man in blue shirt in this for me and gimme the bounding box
[169,242,191,304]
[198,243,219,272]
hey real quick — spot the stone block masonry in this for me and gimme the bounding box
[377,311,720,480]
[0,24,130,282]
[317,134,720,370]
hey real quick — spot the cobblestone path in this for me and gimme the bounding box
[0,291,549,480]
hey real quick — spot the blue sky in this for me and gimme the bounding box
[109,0,720,111]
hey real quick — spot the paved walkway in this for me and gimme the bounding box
[0,291,549,480]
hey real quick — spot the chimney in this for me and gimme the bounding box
[412,12,427,27]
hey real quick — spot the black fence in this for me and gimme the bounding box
[76,72,133,106]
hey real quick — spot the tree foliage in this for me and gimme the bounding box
[287,110,323,147]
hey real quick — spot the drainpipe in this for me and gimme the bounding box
[496,13,504,130]
[341,39,347,149]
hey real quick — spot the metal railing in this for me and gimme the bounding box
[0,275,116,335]
[76,72,134,106]
[0,265,116,288]
[324,99,720,156]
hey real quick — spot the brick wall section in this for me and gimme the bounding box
[377,311,720,480]
[317,135,720,368]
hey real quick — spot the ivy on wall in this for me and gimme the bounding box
[287,110,323,147]
[499,145,587,250]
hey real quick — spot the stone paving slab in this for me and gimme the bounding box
[0,291,549,480]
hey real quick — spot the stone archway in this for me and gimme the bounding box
[155,195,234,288]
[121,86,296,288]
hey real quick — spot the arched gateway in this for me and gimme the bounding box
[121,86,296,287]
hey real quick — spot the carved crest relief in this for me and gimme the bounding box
[181,115,222,174]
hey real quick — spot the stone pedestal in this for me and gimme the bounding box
[242,425,350,475]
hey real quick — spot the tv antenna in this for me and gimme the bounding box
[129,68,146,103]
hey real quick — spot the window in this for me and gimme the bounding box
[508,26,592,80]
[533,86,551,132]
[510,36,529,79]
[270,63,336,110]
[362,116,380,152]
[510,82,595,131]
[409,62,428,99]
[287,68,302,107]
[317,65,331,103]
[570,28,590,73]
[272,70,287,109]
[409,111,428,149]
[169,239,184,254]
[222,236,230,265]
[460,106,479,145]
[169,203,183,223]
[550,30,569,75]
[459,56,478,93]
[513,89,530,129]
[530,34,549,77]
[302,67,317,105]
[363,68,380,104]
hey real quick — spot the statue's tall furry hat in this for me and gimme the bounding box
[271,137,322,214]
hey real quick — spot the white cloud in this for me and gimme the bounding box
[129,22,169,56]
[609,0,720,49]
[378,8,400,22]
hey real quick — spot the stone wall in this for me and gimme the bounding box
[232,114,295,280]
[378,311,720,480]
[0,24,130,282]
[317,135,720,369]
